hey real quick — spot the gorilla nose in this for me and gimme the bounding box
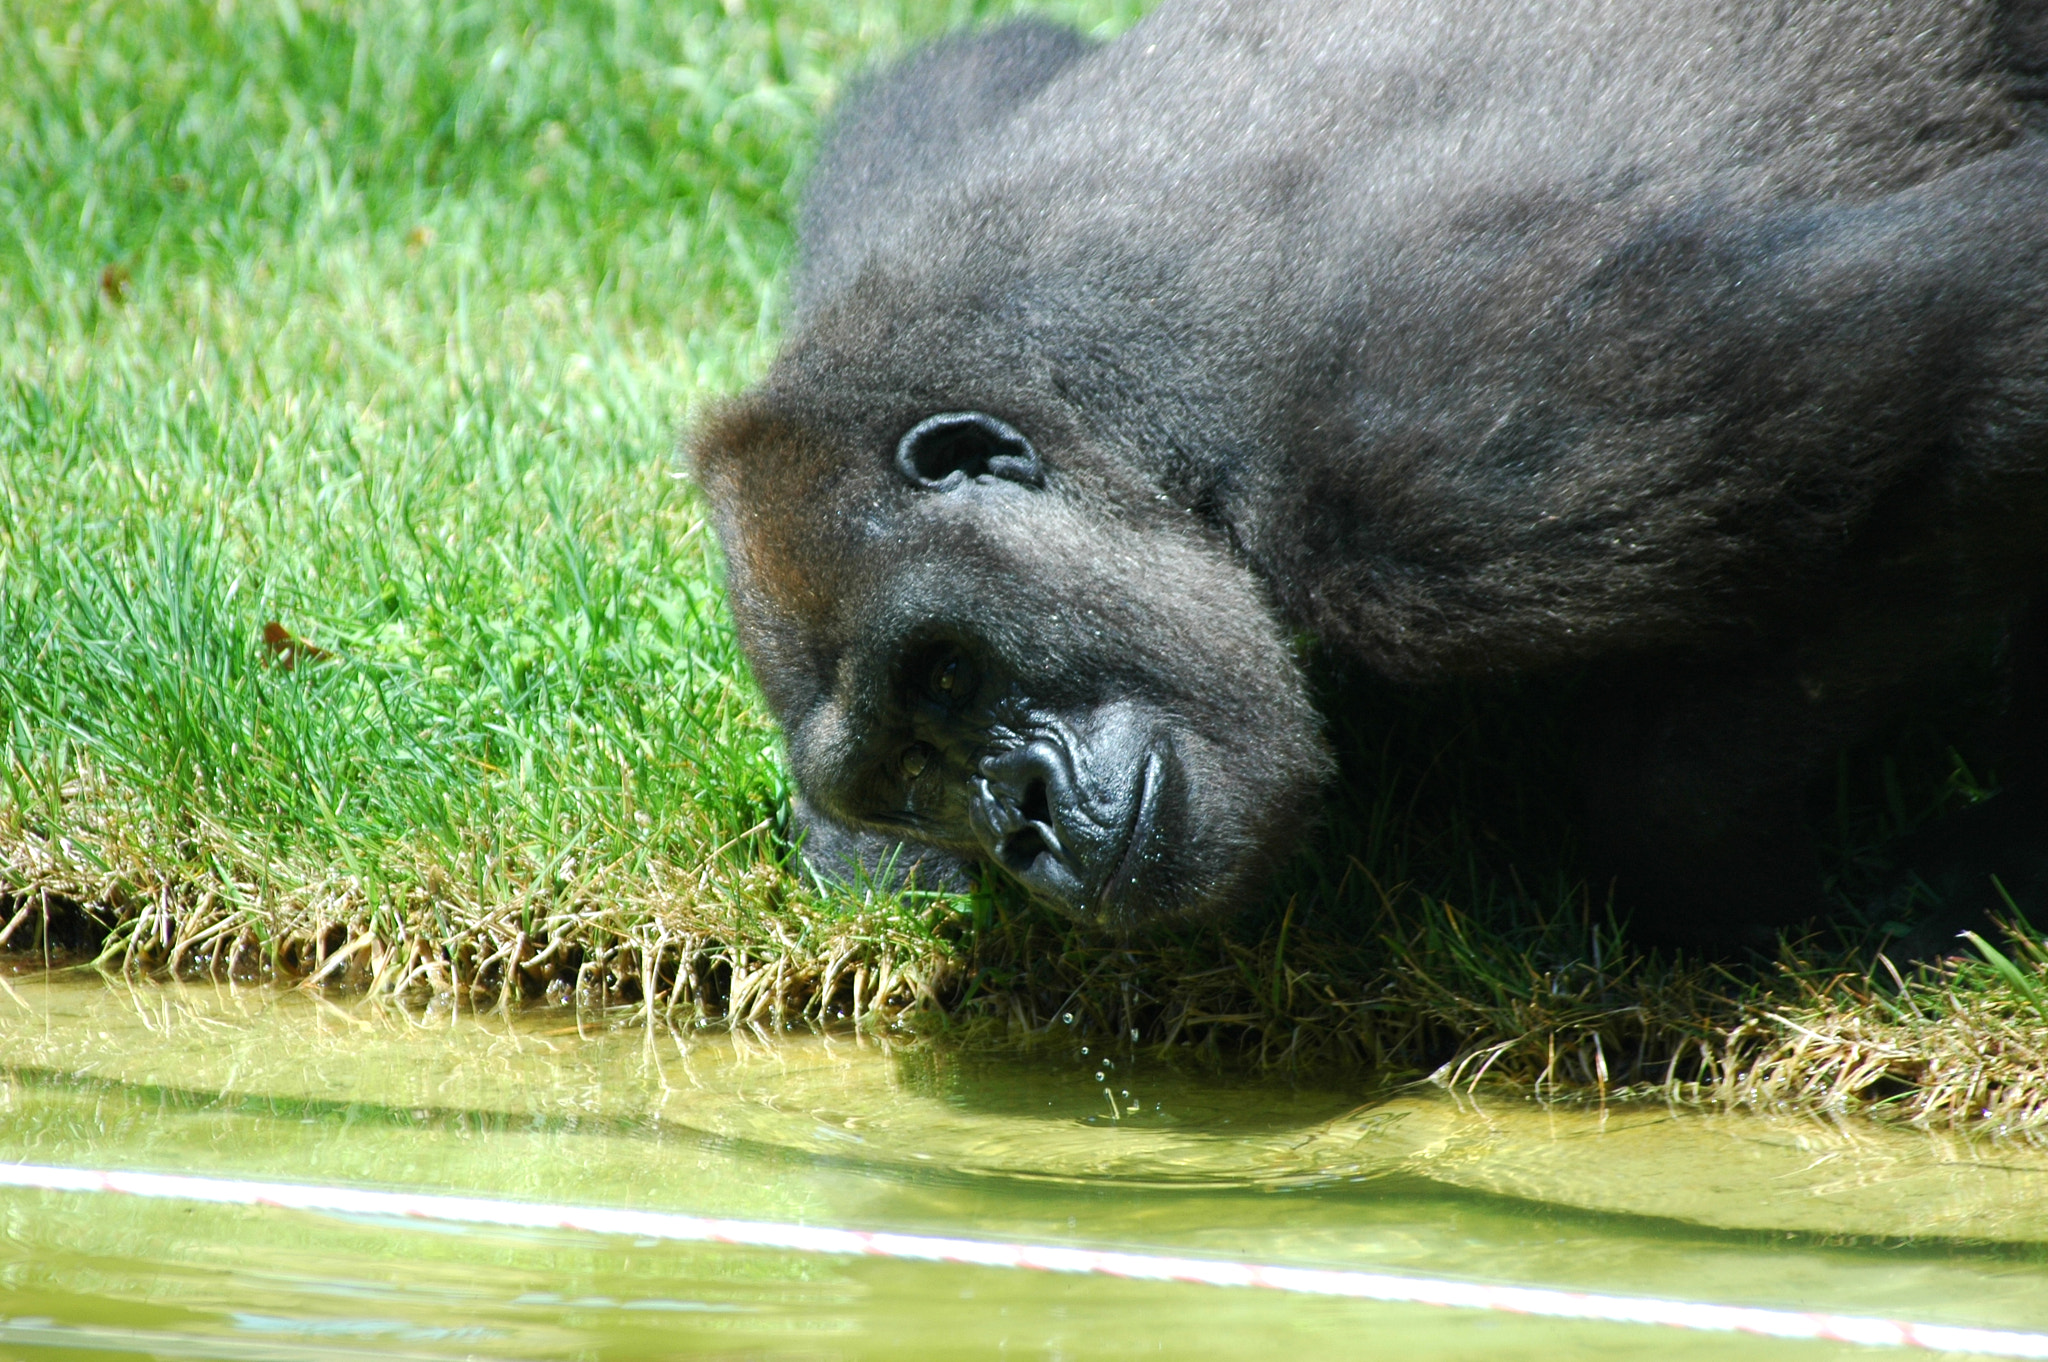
[971,741,1089,901]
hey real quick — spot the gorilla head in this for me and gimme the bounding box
[694,342,1331,929]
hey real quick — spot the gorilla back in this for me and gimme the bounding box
[693,0,2048,944]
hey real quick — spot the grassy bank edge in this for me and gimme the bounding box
[9,831,2048,1135]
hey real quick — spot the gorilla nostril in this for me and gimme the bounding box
[1020,777,1051,826]
[1002,825,1050,872]
[976,747,1071,877]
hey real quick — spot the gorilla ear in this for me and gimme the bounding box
[894,412,1043,490]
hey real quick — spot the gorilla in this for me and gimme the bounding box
[692,0,2048,948]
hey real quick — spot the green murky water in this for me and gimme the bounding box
[4,972,2048,1359]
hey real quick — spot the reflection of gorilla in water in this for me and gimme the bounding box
[693,0,2048,947]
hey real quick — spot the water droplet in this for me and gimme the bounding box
[1094,1071,1105,1082]
[1079,1046,1088,1056]
[1062,1012,1074,1025]
[1129,1028,1140,1042]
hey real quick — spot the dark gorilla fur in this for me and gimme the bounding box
[693,0,2048,946]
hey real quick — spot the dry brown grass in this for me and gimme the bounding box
[1723,956,2048,1131]
[0,795,960,1032]
[16,806,2048,1134]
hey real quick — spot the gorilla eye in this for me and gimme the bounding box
[895,412,1043,490]
[901,743,933,778]
[924,647,975,703]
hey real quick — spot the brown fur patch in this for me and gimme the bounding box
[690,398,862,633]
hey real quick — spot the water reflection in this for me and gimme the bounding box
[3,971,2048,1359]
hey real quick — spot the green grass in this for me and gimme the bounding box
[4,0,2047,1129]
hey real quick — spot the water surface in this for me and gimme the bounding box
[4,971,2048,1359]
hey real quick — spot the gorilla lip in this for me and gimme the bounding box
[1097,748,1163,917]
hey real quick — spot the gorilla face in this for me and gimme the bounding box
[693,393,1331,929]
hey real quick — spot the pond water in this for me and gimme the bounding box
[3,971,2048,1360]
